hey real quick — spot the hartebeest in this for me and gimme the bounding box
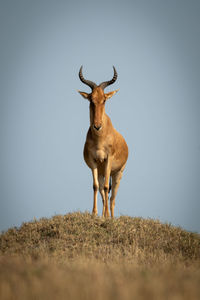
[78,66,128,218]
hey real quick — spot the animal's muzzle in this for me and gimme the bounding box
[93,124,102,131]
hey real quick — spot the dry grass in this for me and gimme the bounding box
[0,212,200,299]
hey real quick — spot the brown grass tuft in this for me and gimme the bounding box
[0,212,200,299]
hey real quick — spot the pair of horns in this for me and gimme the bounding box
[79,66,118,90]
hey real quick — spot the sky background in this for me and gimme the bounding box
[0,0,200,233]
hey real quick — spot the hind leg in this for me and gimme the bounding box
[110,165,126,218]
[98,174,105,217]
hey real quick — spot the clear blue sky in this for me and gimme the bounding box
[0,0,200,232]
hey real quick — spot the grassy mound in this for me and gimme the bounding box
[0,212,200,299]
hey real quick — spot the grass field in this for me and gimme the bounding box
[0,212,200,299]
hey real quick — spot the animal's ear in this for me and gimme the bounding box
[105,89,119,100]
[78,91,90,100]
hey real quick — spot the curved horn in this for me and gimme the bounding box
[79,66,97,90]
[99,66,118,90]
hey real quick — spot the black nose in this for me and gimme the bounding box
[93,125,102,131]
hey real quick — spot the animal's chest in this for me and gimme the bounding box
[84,130,114,168]
[90,144,108,163]
[87,138,112,163]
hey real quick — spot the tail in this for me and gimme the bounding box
[109,176,112,194]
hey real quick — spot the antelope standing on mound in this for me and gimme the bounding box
[78,66,128,218]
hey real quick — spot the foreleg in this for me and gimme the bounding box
[103,158,112,218]
[92,168,99,216]
[98,174,105,217]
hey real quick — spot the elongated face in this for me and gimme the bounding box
[90,87,106,131]
[78,87,119,132]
